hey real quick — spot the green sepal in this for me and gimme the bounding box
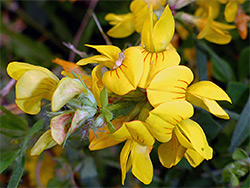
[100,87,108,107]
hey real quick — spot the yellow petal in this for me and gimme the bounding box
[76,55,112,66]
[51,77,86,112]
[109,123,132,141]
[84,44,121,68]
[187,81,232,102]
[225,1,238,22]
[158,133,186,168]
[105,13,135,38]
[146,100,194,142]
[31,130,57,156]
[138,47,180,88]
[153,5,175,52]
[102,47,143,95]
[91,65,104,107]
[147,65,194,107]
[130,0,148,33]
[88,126,122,151]
[186,93,230,119]
[131,142,153,185]
[120,140,133,185]
[203,27,233,44]
[7,62,58,82]
[184,149,205,167]
[175,119,213,160]
[125,120,155,146]
[141,4,155,52]
[15,69,58,114]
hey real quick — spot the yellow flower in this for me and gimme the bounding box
[76,45,144,96]
[146,101,213,168]
[219,0,245,22]
[195,0,220,19]
[105,0,166,38]
[193,6,236,44]
[7,62,59,114]
[89,120,155,185]
[146,65,232,119]
[138,5,180,88]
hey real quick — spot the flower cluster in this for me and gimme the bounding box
[7,1,233,185]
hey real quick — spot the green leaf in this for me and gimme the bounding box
[241,173,250,188]
[196,44,208,81]
[211,57,235,82]
[100,87,108,107]
[101,108,113,122]
[0,105,28,131]
[227,82,249,109]
[7,154,25,188]
[238,46,250,81]
[232,148,249,160]
[229,96,250,152]
[0,151,18,173]
[195,40,235,82]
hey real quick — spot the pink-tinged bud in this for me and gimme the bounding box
[50,112,73,145]
[70,107,96,133]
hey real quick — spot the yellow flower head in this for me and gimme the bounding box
[219,0,245,22]
[7,62,59,114]
[195,0,221,19]
[147,66,232,119]
[193,6,236,44]
[146,101,213,168]
[138,4,181,88]
[77,45,144,96]
[105,0,166,38]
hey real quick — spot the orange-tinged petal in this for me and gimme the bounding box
[31,130,57,156]
[125,120,154,146]
[120,140,133,185]
[234,6,250,40]
[102,47,143,95]
[146,100,194,142]
[50,112,73,145]
[52,58,85,75]
[184,149,205,167]
[175,119,213,160]
[147,66,194,107]
[88,127,122,151]
[158,133,186,168]
[105,13,135,38]
[15,69,58,114]
[153,5,175,52]
[89,116,127,150]
[131,142,153,185]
